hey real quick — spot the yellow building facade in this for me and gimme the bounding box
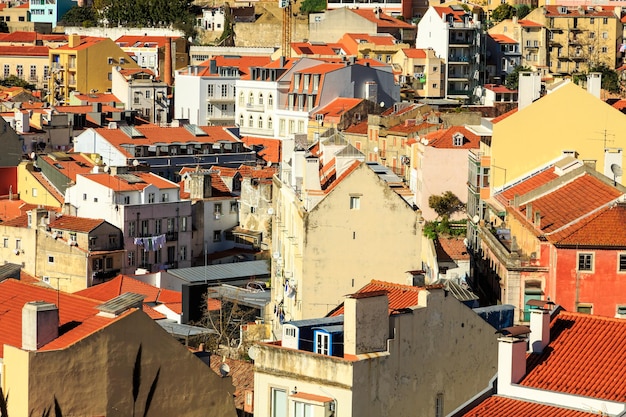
[17,160,63,207]
[490,81,626,190]
[49,34,140,103]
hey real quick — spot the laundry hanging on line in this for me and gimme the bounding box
[133,234,166,251]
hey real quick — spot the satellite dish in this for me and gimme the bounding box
[268,208,274,215]
[104,165,110,173]
[611,163,623,177]
[248,345,259,361]
[373,147,379,154]
[379,101,385,108]
[219,363,230,377]
[30,152,36,160]
[273,251,281,259]
[267,160,272,167]
[463,238,469,247]
[472,215,480,224]
[132,159,139,167]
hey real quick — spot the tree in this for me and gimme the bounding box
[0,21,8,33]
[589,63,620,94]
[491,4,515,22]
[504,65,532,90]
[514,4,531,19]
[0,75,35,90]
[300,0,326,14]
[59,5,96,27]
[428,191,465,220]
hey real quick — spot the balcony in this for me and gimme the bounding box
[165,231,178,241]
[245,103,265,112]
[207,96,234,103]
[449,37,474,46]
[448,55,471,63]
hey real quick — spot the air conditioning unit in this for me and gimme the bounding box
[214,213,221,220]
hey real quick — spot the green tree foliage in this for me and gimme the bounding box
[0,75,35,90]
[588,63,620,93]
[0,21,8,33]
[94,0,196,38]
[491,3,515,22]
[505,65,532,90]
[428,191,465,220]
[300,0,326,14]
[59,5,96,27]
[514,4,531,19]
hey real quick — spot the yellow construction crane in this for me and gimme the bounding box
[280,0,292,58]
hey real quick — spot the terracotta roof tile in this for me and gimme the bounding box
[55,36,107,51]
[421,126,481,149]
[548,203,626,246]
[240,136,281,164]
[518,19,543,28]
[70,92,121,103]
[39,153,95,182]
[491,108,517,124]
[495,167,559,205]
[48,215,105,233]
[0,279,106,357]
[30,171,64,204]
[521,312,626,401]
[344,120,368,134]
[544,5,615,17]
[0,45,49,56]
[0,31,67,43]
[81,171,178,192]
[402,48,426,59]
[291,42,345,56]
[489,34,517,44]
[435,237,469,261]
[331,280,422,316]
[209,356,254,410]
[350,9,415,29]
[463,395,600,416]
[483,84,516,93]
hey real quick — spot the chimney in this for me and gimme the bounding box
[22,301,59,351]
[164,38,173,86]
[517,72,541,111]
[92,102,102,113]
[497,332,528,393]
[210,59,218,75]
[279,56,286,68]
[529,308,550,354]
[68,34,81,48]
[344,291,389,355]
[586,72,601,99]
[525,202,532,221]
[303,155,321,191]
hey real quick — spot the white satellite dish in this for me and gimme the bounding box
[373,147,379,154]
[268,208,274,215]
[611,163,623,177]
[132,159,139,167]
[219,363,230,377]
[104,165,110,173]
[273,251,281,259]
[472,215,480,224]
[248,345,259,361]
[30,152,36,160]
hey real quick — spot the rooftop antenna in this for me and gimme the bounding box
[588,129,615,150]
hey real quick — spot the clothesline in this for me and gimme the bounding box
[134,234,166,251]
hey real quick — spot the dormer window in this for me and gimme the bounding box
[453,133,464,147]
[314,330,330,355]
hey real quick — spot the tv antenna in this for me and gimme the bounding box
[588,129,615,150]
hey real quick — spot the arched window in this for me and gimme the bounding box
[268,117,273,130]
[248,92,254,105]
[239,114,244,127]
[248,115,254,127]
[239,91,244,106]
[268,94,274,106]
[259,93,264,105]
[258,117,263,129]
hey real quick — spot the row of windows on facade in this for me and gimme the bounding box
[83,192,172,204]
[548,17,611,27]
[238,115,308,135]
[577,252,626,272]
[0,15,28,21]
[238,91,274,107]
[3,64,48,81]
[127,217,189,236]
[127,244,188,267]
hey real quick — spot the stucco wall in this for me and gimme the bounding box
[4,310,237,417]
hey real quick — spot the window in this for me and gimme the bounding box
[16,65,23,78]
[294,402,313,417]
[207,103,214,115]
[155,219,162,234]
[432,83,438,89]
[221,84,228,97]
[214,203,222,214]
[268,117,273,129]
[207,84,214,97]
[259,93,263,104]
[179,246,187,260]
[288,120,295,134]
[167,218,175,232]
[4,64,9,78]
[271,388,287,417]
[239,91,244,105]
[590,17,594,24]
[181,216,187,232]
[123,196,130,204]
[148,193,155,203]
[48,256,54,263]
[15,239,21,250]
[603,17,608,24]
[350,196,360,210]
[161,193,169,202]
[617,305,626,317]
[619,254,626,272]
[107,234,116,246]
[145,89,150,99]
[3,238,8,248]
[249,115,254,127]
[32,188,37,197]
[213,230,222,242]
[230,202,237,213]
[589,31,595,39]
[453,134,463,146]
[93,258,103,270]
[435,393,444,417]
[268,94,273,106]
[602,32,608,39]
[134,93,141,104]
[298,120,304,133]
[107,57,114,64]
[30,65,36,80]
[128,251,135,266]
[601,46,608,53]
[577,304,592,314]
[141,220,149,236]
[258,117,263,129]
[129,221,136,237]
[578,253,594,271]
[239,114,244,127]
[70,232,77,242]
[315,331,330,355]
[248,92,254,104]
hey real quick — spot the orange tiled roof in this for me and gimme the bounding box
[436,236,469,261]
[495,167,559,205]
[489,34,517,44]
[39,153,95,182]
[350,9,415,29]
[313,97,363,123]
[0,31,67,43]
[0,45,49,56]
[547,203,626,246]
[292,42,345,56]
[70,92,121,103]
[544,5,615,17]
[55,36,107,51]
[463,395,600,417]
[29,171,64,204]
[240,136,281,164]
[491,108,517,124]
[483,84,516,93]
[516,173,622,235]
[48,215,105,233]
[331,279,423,316]
[521,312,626,401]
[612,99,626,111]
[421,126,480,149]
[518,19,543,27]
[81,171,178,192]
[344,120,368,134]
[0,199,29,222]
[76,274,181,306]
[54,104,122,114]
[209,356,254,410]
[0,279,106,357]
[181,56,271,78]
[433,6,470,22]
[342,33,398,46]
[402,48,426,59]
[115,35,180,48]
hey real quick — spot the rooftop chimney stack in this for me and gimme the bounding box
[303,155,322,191]
[344,291,389,356]
[68,33,81,48]
[518,72,541,111]
[529,308,550,354]
[497,332,528,394]
[22,301,59,351]
[586,72,601,99]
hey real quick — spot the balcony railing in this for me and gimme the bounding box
[245,103,265,112]
[165,231,178,241]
